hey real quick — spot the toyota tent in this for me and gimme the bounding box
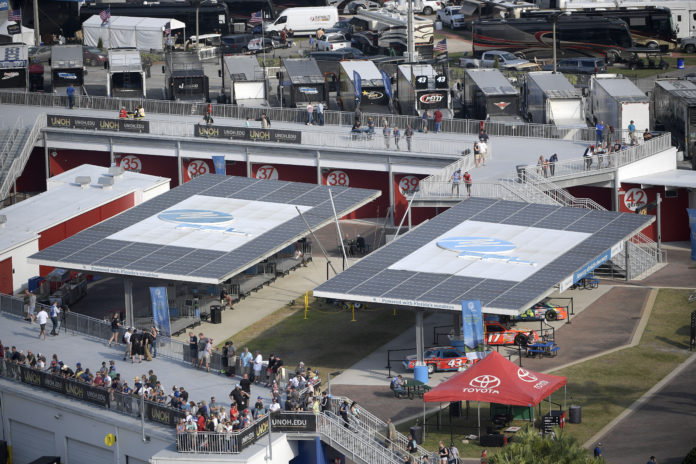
[423,351,566,437]
[0,20,35,45]
[82,15,185,51]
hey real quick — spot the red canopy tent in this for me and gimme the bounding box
[423,352,567,438]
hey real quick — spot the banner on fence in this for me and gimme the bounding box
[461,299,486,361]
[212,155,226,175]
[150,286,171,337]
[194,125,301,144]
[236,415,269,452]
[47,115,149,133]
[146,401,186,426]
[270,412,316,433]
[19,365,110,407]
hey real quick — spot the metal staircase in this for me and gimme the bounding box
[0,115,45,205]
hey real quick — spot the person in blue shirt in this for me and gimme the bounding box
[593,442,602,458]
[67,85,75,109]
[628,120,637,145]
[595,120,605,147]
[240,347,253,377]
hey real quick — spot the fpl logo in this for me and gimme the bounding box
[437,237,536,266]
[158,209,251,236]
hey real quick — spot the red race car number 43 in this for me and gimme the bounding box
[447,358,464,368]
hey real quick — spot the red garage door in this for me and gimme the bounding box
[0,257,12,294]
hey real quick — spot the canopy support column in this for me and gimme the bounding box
[414,310,428,383]
[477,402,481,441]
[124,278,134,328]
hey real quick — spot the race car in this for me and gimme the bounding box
[515,302,568,322]
[403,347,469,374]
[485,321,539,346]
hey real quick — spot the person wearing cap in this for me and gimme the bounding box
[451,169,462,196]
[593,443,602,458]
[25,290,36,323]
[253,396,266,419]
[269,397,281,413]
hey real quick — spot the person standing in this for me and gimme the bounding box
[382,119,391,149]
[317,102,324,126]
[421,110,430,133]
[405,124,414,151]
[593,442,602,458]
[393,126,401,150]
[123,327,133,361]
[448,442,460,464]
[149,326,158,358]
[595,120,605,147]
[478,129,489,143]
[480,449,487,464]
[438,441,449,464]
[306,102,314,125]
[108,313,120,347]
[451,169,461,196]
[628,120,637,145]
[252,350,263,383]
[607,124,615,148]
[67,84,75,109]
[197,333,208,369]
[25,290,36,323]
[434,108,443,133]
[36,306,48,340]
[240,347,253,377]
[339,400,350,428]
[583,145,595,170]
[386,418,396,449]
[647,456,657,464]
[549,153,558,176]
[188,332,198,366]
[203,337,213,372]
[463,171,473,198]
[49,302,60,335]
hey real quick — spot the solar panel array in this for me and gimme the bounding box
[315,198,652,312]
[30,175,380,283]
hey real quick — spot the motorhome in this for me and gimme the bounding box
[396,64,452,118]
[350,8,434,59]
[107,48,146,98]
[522,71,585,126]
[338,60,390,113]
[280,58,327,108]
[50,45,85,95]
[221,55,268,107]
[163,51,209,102]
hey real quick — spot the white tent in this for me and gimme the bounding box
[0,20,35,46]
[82,15,185,51]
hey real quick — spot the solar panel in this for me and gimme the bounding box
[314,198,654,314]
[29,175,380,284]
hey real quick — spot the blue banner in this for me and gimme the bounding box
[150,287,171,337]
[0,1,8,11]
[381,70,392,101]
[688,208,696,261]
[212,155,225,175]
[462,300,486,361]
[353,71,362,102]
[573,249,611,283]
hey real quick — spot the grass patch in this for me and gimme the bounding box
[609,56,696,78]
[405,289,695,458]
[222,298,415,384]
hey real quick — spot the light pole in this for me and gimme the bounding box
[550,11,570,73]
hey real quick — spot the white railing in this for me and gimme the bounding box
[0,116,44,203]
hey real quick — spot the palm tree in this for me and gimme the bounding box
[488,427,597,464]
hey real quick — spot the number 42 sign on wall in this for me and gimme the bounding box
[624,188,648,211]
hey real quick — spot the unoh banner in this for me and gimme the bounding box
[212,155,226,175]
[461,299,486,361]
[688,208,696,260]
[150,287,171,337]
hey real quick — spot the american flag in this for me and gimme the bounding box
[99,7,110,23]
[249,10,263,24]
[8,9,21,22]
[434,38,447,52]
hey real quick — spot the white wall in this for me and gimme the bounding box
[0,239,39,294]
[142,183,171,203]
[0,380,172,464]
[617,147,677,183]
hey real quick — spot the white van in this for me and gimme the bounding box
[264,6,339,36]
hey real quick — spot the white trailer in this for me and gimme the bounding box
[338,60,390,113]
[396,63,452,117]
[0,44,29,91]
[586,74,650,136]
[523,71,585,127]
[107,48,146,98]
[222,55,268,107]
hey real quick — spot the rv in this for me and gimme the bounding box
[522,71,585,126]
[280,58,327,108]
[263,6,339,36]
[462,68,521,123]
[50,45,85,95]
[653,79,696,169]
[0,44,29,91]
[396,64,452,118]
[221,55,268,107]
[350,9,434,59]
[585,74,650,137]
[107,48,146,98]
[163,51,209,102]
[338,60,390,113]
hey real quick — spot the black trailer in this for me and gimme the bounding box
[280,58,327,108]
[163,51,209,102]
[653,79,696,169]
[0,44,29,91]
[463,68,521,123]
[50,45,85,94]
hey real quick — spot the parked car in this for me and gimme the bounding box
[221,34,255,54]
[681,36,696,53]
[403,347,469,373]
[419,0,443,15]
[309,47,366,61]
[326,19,353,39]
[82,46,107,66]
[514,302,569,322]
[316,32,351,51]
[29,45,52,64]
[342,0,380,14]
[247,36,290,53]
[436,6,466,29]
[485,321,539,346]
[460,50,539,70]
[542,57,607,74]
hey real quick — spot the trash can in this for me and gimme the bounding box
[449,401,462,417]
[678,58,685,69]
[409,425,423,444]
[569,405,582,424]
[210,305,222,324]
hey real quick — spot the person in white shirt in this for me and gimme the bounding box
[123,328,133,361]
[36,307,49,339]
[478,141,488,165]
[253,351,263,383]
[49,302,60,335]
[269,398,281,412]
[203,339,213,373]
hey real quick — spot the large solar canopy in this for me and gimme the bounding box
[29,175,380,284]
[314,198,653,315]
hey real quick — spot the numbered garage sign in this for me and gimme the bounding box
[255,165,278,180]
[119,155,142,173]
[624,188,647,211]
[326,170,350,187]
[187,160,210,179]
[398,175,420,196]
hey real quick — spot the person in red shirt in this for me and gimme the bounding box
[463,171,472,197]
[119,107,128,119]
[196,411,206,431]
[434,108,443,133]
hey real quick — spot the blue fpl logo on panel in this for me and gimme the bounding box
[437,237,536,266]
[158,209,250,236]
